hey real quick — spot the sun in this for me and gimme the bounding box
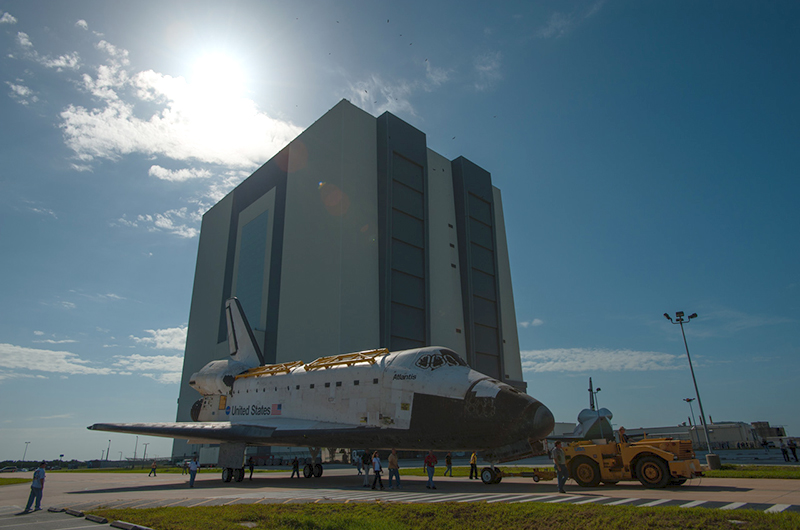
[190,52,247,97]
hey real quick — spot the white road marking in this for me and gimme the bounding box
[680,500,706,508]
[719,502,746,510]
[545,496,584,503]
[765,504,790,513]
[573,496,611,505]
[639,498,671,507]
[512,494,559,503]
[606,498,639,506]
[486,494,536,503]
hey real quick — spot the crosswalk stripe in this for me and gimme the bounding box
[606,498,639,506]
[680,500,706,508]
[512,494,559,503]
[486,494,536,503]
[720,502,746,510]
[545,496,584,503]
[765,504,790,513]
[639,499,671,507]
[573,496,611,505]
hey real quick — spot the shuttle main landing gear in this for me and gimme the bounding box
[222,467,245,482]
[303,463,324,478]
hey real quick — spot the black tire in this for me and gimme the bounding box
[313,463,323,478]
[480,467,496,484]
[234,468,244,482]
[222,467,233,482]
[636,456,670,488]
[570,457,601,487]
[492,468,503,484]
[303,464,313,478]
[532,475,540,483]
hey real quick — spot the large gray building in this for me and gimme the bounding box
[173,100,524,457]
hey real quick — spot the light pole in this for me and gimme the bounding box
[142,443,150,469]
[133,436,138,468]
[594,387,605,441]
[664,311,719,469]
[118,451,123,461]
[684,398,698,448]
[106,440,111,461]
[22,442,30,462]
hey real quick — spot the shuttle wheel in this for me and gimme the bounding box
[480,467,496,485]
[234,468,245,482]
[492,468,503,484]
[222,467,233,482]
[303,464,313,478]
[313,463,323,478]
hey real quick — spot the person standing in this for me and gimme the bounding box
[291,457,300,478]
[788,439,799,462]
[23,462,46,512]
[444,452,453,476]
[424,450,438,489]
[469,451,478,480]
[182,460,188,475]
[248,457,255,480]
[387,448,401,489]
[780,439,791,462]
[149,461,157,477]
[362,450,371,487]
[188,457,199,488]
[371,451,384,490]
[552,441,568,494]
[356,453,363,475]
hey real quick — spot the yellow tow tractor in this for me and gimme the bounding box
[564,436,703,488]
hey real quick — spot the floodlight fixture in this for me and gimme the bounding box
[688,313,698,320]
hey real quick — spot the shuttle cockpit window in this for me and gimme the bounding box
[413,349,468,370]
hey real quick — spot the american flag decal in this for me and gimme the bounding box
[272,403,282,416]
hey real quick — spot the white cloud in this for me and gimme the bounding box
[130,326,187,351]
[0,343,114,377]
[148,165,211,182]
[61,301,77,310]
[473,51,503,91]
[520,348,682,373]
[16,32,80,71]
[33,339,78,344]
[59,40,302,169]
[536,0,605,39]
[33,331,44,336]
[519,319,544,328]
[1,12,17,24]
[113,353,183,384]
[75,20,88,31]
[6,81,38,105]
[117,208,201,238]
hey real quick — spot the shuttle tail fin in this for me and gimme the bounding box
[225,298,265,367]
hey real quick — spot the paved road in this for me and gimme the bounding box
[1,468,799,529]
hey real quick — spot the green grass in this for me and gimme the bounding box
[0,477,30,486]
[704,464,800,480]
[90,503,799,530]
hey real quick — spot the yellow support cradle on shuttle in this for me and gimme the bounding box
[235,360,305,380]
[303,348,389,371]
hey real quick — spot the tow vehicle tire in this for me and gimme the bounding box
[303,464,313,478]
[636,456,670,488]
[480,467,496,484]
[570,456,601,487]
[234,468,244,482]
[313,463,323,478]
[532,474,540,483]
[222,467,233,482]
[667,478,687,486]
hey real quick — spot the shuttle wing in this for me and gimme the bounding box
[88,418,361,445]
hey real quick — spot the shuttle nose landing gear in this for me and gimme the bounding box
[303,463,323,478]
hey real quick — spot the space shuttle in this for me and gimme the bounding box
[90,298,554,482]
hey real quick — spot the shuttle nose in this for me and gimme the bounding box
[509,399,553,441]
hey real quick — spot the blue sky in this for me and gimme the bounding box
[1,1,798,462]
